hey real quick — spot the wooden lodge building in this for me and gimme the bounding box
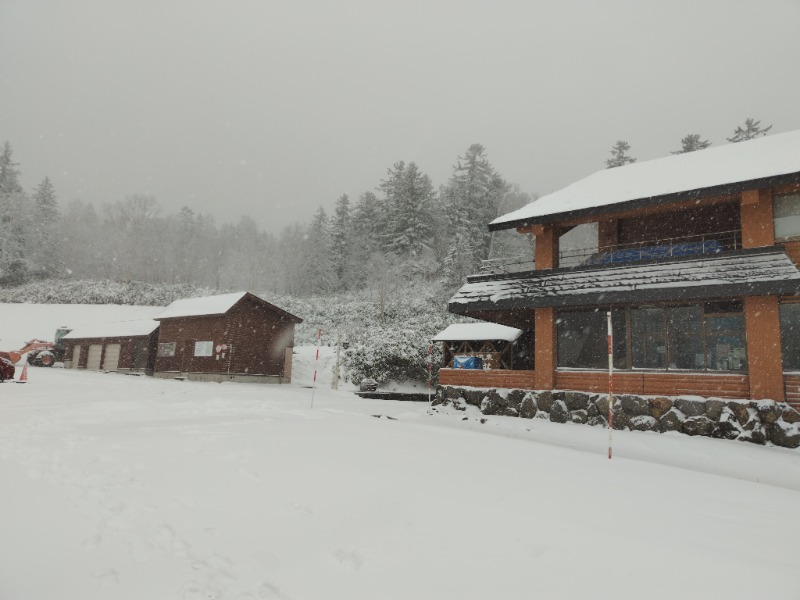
[153,291,302,384]
[64,320,160,374]
[441,130,800,410]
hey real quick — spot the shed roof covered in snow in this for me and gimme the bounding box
[491,129,800,231]
[63,319,159,340]
[156,291,302,323]
[449,247,800,313]
[433,323,523,342]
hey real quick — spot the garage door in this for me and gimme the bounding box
[103,344,121,371]
[72,345,82,369]
[86,344,103,371]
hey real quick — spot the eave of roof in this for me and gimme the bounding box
[448,247,800,313]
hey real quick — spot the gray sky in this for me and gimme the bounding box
[2,0,799,232]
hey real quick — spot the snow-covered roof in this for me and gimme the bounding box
[157,292,248,319]
[433,323,523,342]
[449,248,800,312]
[492,129,800,229]
[63,319,159,340]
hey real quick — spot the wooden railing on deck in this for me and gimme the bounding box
[438,368,536,389]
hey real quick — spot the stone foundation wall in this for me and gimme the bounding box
[434,386,800,449]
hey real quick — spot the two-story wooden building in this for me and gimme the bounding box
[441,130,800,410]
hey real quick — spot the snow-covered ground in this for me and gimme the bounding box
[1,304,799,599]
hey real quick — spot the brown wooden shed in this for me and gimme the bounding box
[153,291,302,383]
[63,320,160,375]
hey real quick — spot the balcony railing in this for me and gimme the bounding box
[480,230,743,273]
[559,229,743,268]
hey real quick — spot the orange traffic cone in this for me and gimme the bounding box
[16,363,28,384]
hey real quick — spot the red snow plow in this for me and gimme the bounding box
[0,327,71,369]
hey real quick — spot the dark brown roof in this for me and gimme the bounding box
[449,247,800,313]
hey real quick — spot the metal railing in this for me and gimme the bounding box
[559,229,743,268]
[479,255,535,275]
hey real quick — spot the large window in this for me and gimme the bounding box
[157,342,176,357]
[780,303,800,372]
[194,341,213,357]
[774,192,800,240]
[557,302,746,372]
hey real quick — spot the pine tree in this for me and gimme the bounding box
[671,134,711,155]
[0,142,30,285]
[330,194,351,287]
[440,144,508,282]
[29,177,62,277]
[606,140,636,168]
[304,206,337,293]
[727,118,773,143]
[379,161,435,257]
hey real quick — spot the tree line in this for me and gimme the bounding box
[606,117,773,168]
[0,142,534,295]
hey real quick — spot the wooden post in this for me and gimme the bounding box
[740,189,775,248]
[744,296,785,401]
[533,224,559,270]
[535,307,556,390]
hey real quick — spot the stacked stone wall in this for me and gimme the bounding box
[434,386,800,449]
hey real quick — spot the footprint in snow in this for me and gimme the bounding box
[332,549,363,572]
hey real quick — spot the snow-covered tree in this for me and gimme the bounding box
[727,118,772,143]
[0,142,30,285]
[303,207,337,294]
[330,194,352,287]
[671,134,711,155]
[379,161,435,257]
[440,144,509,283]
[29,177,62,278]
[606,140,636,168]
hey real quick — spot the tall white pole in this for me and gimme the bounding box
[311,328,321,408]
[607,311,614,460]
[427,341,433,410]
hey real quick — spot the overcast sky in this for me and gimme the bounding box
[2,0,799,232]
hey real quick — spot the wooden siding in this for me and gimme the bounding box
[438,368,536,389]
[555,371,750,399]
[154,295,296,377]
[65,332,157,372]
[617,203,739,247]
[785,375,800,410]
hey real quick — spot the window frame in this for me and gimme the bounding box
[773,191,800,242]
[157,342,176,358]
[556,301,747,373]
[194,340,214,357]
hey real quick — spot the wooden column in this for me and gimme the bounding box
[744,296,785,401]
[533,224,559,270]
[598,219,619,250]
[535,307,556,390]
[740,189,774,248]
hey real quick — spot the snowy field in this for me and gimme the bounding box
[1,304,800,599]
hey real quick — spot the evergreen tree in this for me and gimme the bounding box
[671,134,711,155]
[727,118,773,143]
[0,142,30,285]
[304,206,337,293]
[30,177,62,277]
[330,194,352,287]
[440,144,508,282]
[606,140,636,168]
[379,161,435,257]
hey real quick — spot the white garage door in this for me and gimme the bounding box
[103,344,121,371]
[86,344,103,371]
[72,345,82,369]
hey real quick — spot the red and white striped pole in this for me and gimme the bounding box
[607,311,614,460]
[311,328,321,408]
[427,341,433,409]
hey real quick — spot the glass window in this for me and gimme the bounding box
[780,303,800,371]
[194,341,213,357]
[705,314,746,371]
[774,192,800,240]
[668,306,704,369]
[557,310,607,369]
[611,310,628,370]
[631,307,666,369]
[157,342,176,357]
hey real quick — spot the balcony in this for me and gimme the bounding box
[559,229,743,268]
